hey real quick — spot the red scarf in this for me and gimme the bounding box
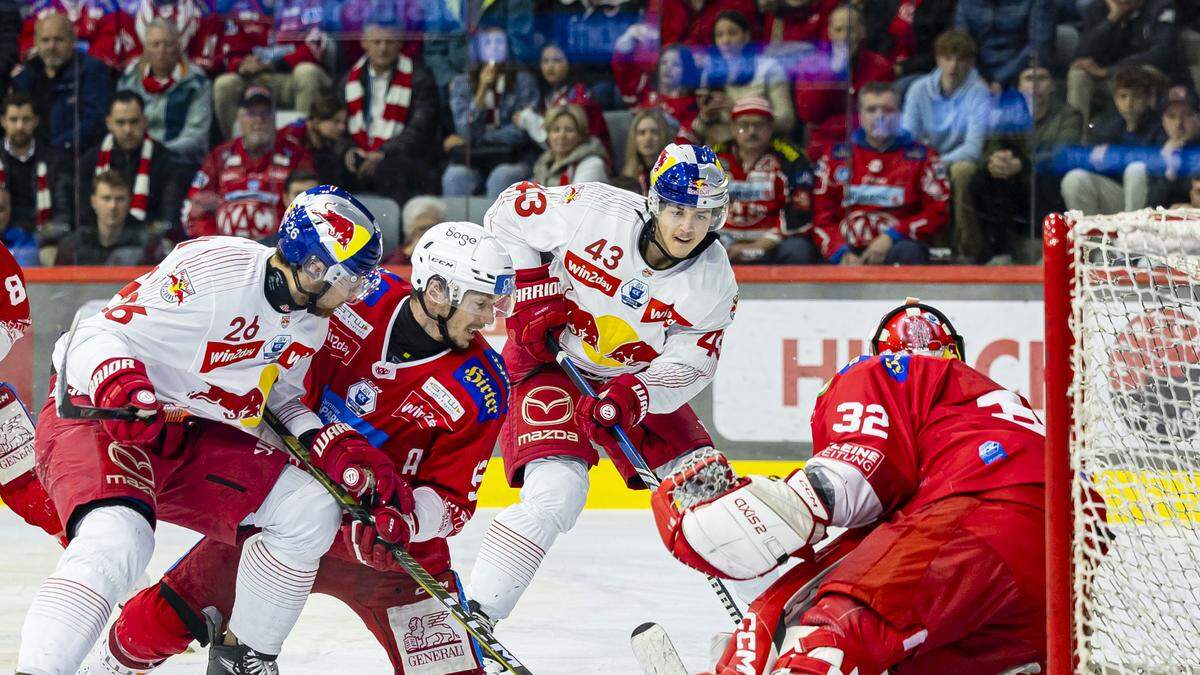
[140,60,184,95]
[345,55,413,151]
[97,134,153,221]
[0,154,50,227]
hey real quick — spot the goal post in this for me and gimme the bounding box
[1043,209,1200,674]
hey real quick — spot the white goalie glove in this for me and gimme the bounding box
[652,454,830,580]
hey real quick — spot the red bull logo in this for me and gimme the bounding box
[566,299,600,350]
[159,269,194,305]
[189,383,265,421]
[605,340,660,366]
[317,203,356,247]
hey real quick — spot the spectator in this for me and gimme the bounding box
[211,0,332,138]
[1140,95,1200,208]
[19,1,132,70]
[0,2,20,95]
[0,92,69,258]
[11,12,113,154]
[954,0,1056,92]
[183,86,314,241]
[1067,0,1179,127]
[341,22,441,205]
[535,0,644,107]
[968,64,1083,264]
[0,188,39,267]
[385,194,446,265]
[73,91,188,233]
[1060,65,1164,215]
[442,26,538,198]
[811,82,949,265]
[902,29,990,259]
[761,0,839,47]
[325,0,424,67]
[1182,4,1200,93]
[716,97,815,264]
[1172,174,1200,208]
[700,11,796,137]
[514,43,611,154]
[659,0,759,48]
[530,104,608,186]
[793,4,895,157]
[423,0,535,94]
[862,0,956,93]
[283,168,320,205]
[620,108,675,193]
[118,18,213,165]
[280,97,352,187]
[629,45,701,141]
[55,171,158,265]
[125,0,224,73]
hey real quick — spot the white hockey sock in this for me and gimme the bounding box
[468,458,588,621]
[227,534,318,655]
[18,506,154,675]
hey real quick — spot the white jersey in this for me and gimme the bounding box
[53,236,325,439]
[486,181,739,414]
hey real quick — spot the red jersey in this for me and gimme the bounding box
[20,0,134,69]
[762,0,839,45]
[125,0,224,73]
[808,354,1044,528]
[811,129,949,261]
[217,0,327,74]
[183,134,313,240]
[0,243,30,362]
[717,139,814,239]
[303,272,508,569]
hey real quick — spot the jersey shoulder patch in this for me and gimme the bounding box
[452,349,509,423]
[878,353,911,382]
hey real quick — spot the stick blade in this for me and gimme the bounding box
[631,622,689,675]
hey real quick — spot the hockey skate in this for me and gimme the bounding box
[207,639,279,675]
[81,606,223,675]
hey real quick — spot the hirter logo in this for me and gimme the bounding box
[641,298,692,327]
[200,340,265,373]
[564,251,619,296]
[317,203,356,247]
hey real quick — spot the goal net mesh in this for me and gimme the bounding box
[1067,208,1200,673]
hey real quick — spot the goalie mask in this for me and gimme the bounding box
[870,298,965,361]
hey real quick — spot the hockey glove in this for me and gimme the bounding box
[506,264,567,363]
[90,358,164,445]
[341,505,414,572]
[652,464,830,580]
[573,374,649,442]
[309,422,414,511]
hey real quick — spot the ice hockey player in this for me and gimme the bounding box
[16,186,393,675]
[72,222,515,675]
[467,143,740,625]
[654,298,1047,674]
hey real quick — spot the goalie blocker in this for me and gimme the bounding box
[652,299,1049,674]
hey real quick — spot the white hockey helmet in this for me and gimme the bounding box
[410,222,516,319]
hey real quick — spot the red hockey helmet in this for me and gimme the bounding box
[870,297,965,361]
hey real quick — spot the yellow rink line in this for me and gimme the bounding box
[476,459,803,509]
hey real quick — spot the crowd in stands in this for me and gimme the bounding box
[0,0,1198,268]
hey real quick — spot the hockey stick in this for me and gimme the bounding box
[260,409,534,675]
[55,311,188,422]
[552,348,744,624]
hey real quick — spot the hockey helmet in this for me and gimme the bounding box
[648,143,729,231]
[410,221,516,321]
[278,185,383,304]
[871,297,965,361]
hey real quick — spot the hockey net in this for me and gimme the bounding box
[1044,209,1200,674]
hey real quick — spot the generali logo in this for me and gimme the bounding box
[200,340,265,373]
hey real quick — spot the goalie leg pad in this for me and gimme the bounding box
[467,456,588,621]
[18,504,155,675]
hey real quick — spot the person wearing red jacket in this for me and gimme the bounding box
[792,5,895,158]
[124,0,224,73]
[810,81,948,265]
[658,0,760,47]
[654,299,1047,674]
[68,223,515,674]
[210,0,331,139]
[19,0,134,70]
[183,86,314,242]
[762,0,838,47]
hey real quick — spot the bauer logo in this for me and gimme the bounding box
[978,440,1008,465]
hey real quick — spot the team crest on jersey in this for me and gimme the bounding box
[881,353,910,382]
[454,358,506,422]
[978,440,1008,465]
[261,334,292,362]
[563,185,583,204]
[620,279,650,309]
[160,269,194,305]
[347,379,381,416]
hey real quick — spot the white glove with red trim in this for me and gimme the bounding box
[653,465,830,580]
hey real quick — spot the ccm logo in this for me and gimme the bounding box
[517,429,579,445]
[734,497,768,535]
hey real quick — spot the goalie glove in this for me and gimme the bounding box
[653,460,830,580]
